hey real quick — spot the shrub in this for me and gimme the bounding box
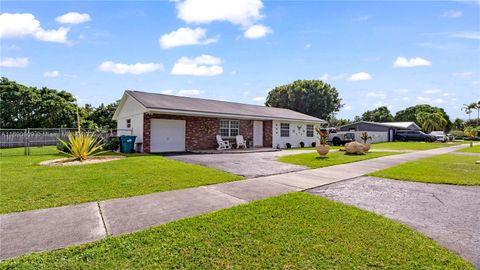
[311,142,316,147]
[103,137,120,151]
[58,132,105,161]
[286,143,292,149]
[56,141,70,153]
[449,130,464,138]
[299,141,305,148]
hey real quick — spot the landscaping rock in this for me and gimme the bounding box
[345,141,365,155]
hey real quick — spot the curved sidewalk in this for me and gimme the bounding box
[0,144,470,260]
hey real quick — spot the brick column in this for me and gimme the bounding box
[263,120,273,147]
[143,113,151,153]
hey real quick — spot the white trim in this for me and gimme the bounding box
[112,92,147,120]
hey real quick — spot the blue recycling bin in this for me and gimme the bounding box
[119,135,137,153]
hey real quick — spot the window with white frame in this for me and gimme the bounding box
[280,123,290,137]
[126,119,131,128]
[219,120,239,137]
[306,125,314,137]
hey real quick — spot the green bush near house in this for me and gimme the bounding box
[1,193,473,269]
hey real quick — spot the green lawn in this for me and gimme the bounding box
[0,146,59,156]
[0,153,243,214]
[1,193,473,269]
[371,141,464,151]
[457,145,480,153]
[286,145,343,150]
[278,151,399,169]
[370,154,480,185]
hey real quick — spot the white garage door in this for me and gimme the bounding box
[150,119,186,152]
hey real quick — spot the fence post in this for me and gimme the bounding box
[27,128,30,156]
[24,129,27,156]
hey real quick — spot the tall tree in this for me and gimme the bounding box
[453,118,464,130]
[328,117,351,127]
[416,112,448,133]
[86,101,119,129]
[360,106,394,122]
[265,80,343,120]
[0,77,77,128]
[395,104,452,132]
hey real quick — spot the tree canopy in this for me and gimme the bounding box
[360,106,394,122]
[0,77,118,129]
[265,80,343,120]
[416,112,448,133]
[394,104,452,132]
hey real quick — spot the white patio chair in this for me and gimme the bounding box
[236,135,247,149]
[216,135,231,150]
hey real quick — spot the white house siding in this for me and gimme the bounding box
[116,95,145,145]
[272,120,321,148]
[350,131,388,144]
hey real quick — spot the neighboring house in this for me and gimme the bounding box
[338,121,421,142]
[113,90,325,152]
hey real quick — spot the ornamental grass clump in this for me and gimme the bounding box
[58,108,105,161]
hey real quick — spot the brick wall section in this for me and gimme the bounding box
[143,113,258,152]
[262,120,273,147]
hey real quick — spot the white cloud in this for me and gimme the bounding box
[55,12,91,24]
[473,81,480,85]
[442,92,455,97]
[353,15,369,21]
[347,72,372,81]
[305,43,311,49]
[366,91,386,99]
[452,71,474,78]
[252,96,265,102]
[393,89,410,93]
[160,89,174,94]
[159,27,217,49]
[0,13,69,43]
[449,31,480,39]
[178,89,202,96]
[99,61,163,75]
[393,56,431,68]
[0,57,29,67]
[416,97,444,103]
[171,54,223,76]
[176,0,263,26]
[244,24,272,39]
[320,73,347,81]
[424,89,441,94]
[441,10,462,18]
[344,105,352,111]
[372,102,392,109]
[43,70,59,77]
[176,0,271,38]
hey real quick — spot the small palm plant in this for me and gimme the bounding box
[360,132,372,144]
[58,107,104,161]
[464,126,479,147]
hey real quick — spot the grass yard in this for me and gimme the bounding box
[1,193,473,269]
[371,141,465,151]
[457,145,480,153]
[0,153,243,214]
[370,154,480,185]
[278,150,399,169]
[286,145,343,150]
[0,146,59,156]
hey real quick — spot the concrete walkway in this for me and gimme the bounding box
[0,144,469,260]
[308,176,480,268]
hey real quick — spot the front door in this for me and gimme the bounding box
[253,121,263,147]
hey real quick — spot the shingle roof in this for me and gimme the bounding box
[126,90,324,122]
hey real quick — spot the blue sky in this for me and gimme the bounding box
[1,0,479,120]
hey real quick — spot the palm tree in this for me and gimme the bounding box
[416,112,448,133]
[463,104,472,121]
[476,101,480,125]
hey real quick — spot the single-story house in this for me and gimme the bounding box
[113,90,325,152]
[338,121,421,142]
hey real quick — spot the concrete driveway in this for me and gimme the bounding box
[308,176,480,268]
[168,149,315,178]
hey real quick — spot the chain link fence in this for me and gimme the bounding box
[0,128,133,156]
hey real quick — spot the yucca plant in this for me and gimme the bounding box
[315,127,328,145]
[58,107,105,161]
[360,132,372,144]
